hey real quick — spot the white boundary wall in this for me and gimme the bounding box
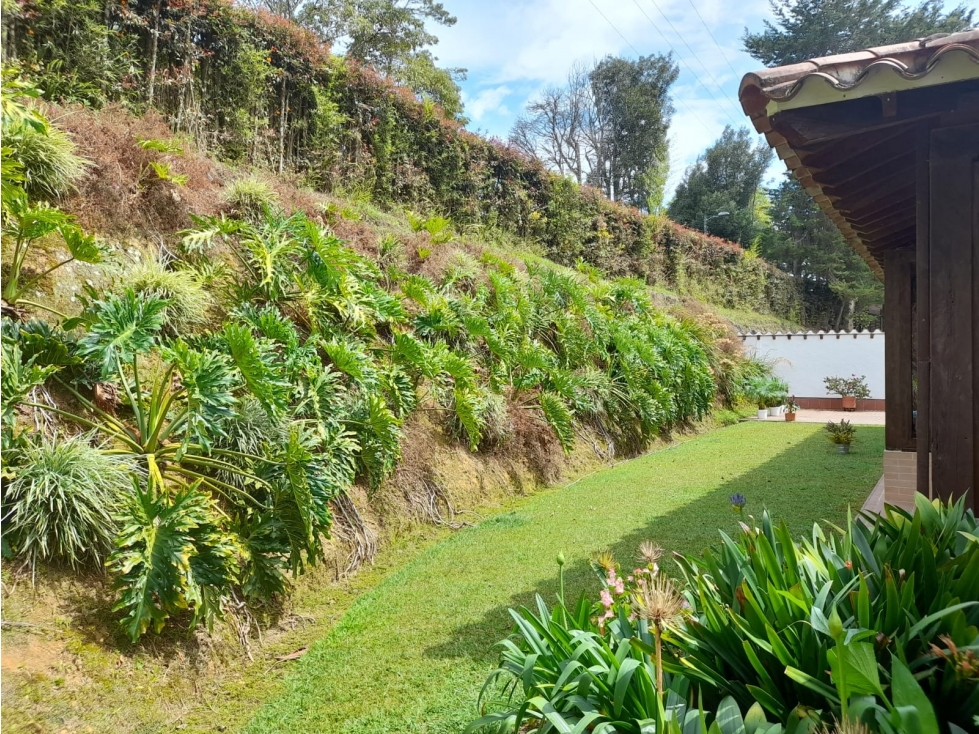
[739,331,885,400]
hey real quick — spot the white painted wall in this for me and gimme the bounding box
[740,331,885,399]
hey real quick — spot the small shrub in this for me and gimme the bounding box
[1,197,104,306]
[2,433,134,568]
[479,391,513,448]
[116,258,214,333]
[823,374,870,399]
[6,121,90,200]
[468,549,786,734]
[744,373,788,409]
[224,175,280,219]
[825,418,855,445]
[109,478,237,641]
[407,211,454,244]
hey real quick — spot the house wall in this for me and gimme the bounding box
[739,331,886,401]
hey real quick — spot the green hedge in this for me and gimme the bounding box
[5,0,799,318]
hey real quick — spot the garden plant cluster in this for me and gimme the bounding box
[3,0,801,318]
[468,495,979,734]
[1,76,749,642]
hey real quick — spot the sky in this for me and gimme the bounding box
[430,0,779,198]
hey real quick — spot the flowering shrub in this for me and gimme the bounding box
[470,494,974,733]
[467,544,780,734]
[824,374,871,399]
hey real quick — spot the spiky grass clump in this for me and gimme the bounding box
[117,258,214,333]
[224,175,280,220]
[8,122,90,200]
[2,433,134,568]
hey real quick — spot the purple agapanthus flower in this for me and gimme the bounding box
[730,493,747,513]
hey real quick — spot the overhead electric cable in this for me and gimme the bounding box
[634,0,742,126]
[585,0,714,134]
[682,0,743,81]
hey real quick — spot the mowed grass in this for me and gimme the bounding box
[245,422,884,733]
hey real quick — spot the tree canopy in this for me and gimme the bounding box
[259,0,467,118]
[509,54,677,212]
[667,126,773,245]
[758,176,883,329]
[743,0,975,66]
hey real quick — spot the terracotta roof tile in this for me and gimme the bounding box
[739,29,979,109]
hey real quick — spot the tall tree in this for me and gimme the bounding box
[759,175,883,329]
[510,54,677,211]
[742,0,971,328]
[743,0,974,66]
[258,0,466,118]
[586,54,677,208]
[667,126,773,244]
[509,63,592,184]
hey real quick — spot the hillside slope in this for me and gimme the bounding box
[1,91,782,734]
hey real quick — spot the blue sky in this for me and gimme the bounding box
[430,0,780,197]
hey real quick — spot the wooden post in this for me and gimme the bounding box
[928,124,979,509]
[915,122,931,498]
[884,248,915,452]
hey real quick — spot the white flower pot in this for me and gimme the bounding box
[757,409,768,420]
[768,406,780,417]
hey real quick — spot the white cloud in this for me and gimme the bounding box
[435,0,778,178]
[464,85,513,121]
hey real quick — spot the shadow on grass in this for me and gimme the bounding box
[424,427,883,666]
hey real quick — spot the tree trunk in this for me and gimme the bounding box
[147,3,161,105]
[4,13,16,62]
[278,73,288,174]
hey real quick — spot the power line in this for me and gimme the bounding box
[682,0,743,81]
[585,0,715,135]
[637,0,743,126]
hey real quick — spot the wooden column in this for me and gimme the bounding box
[915,123,931,497]
[884,248,915,452]
[928,124,979,510]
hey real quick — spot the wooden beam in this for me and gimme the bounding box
[825,163,913,203]
[974,157,979,514]
[854,215,916,240]
[884,248,915,452]
[844,183,915,221]
[772,80,979,145]
[849,198,912,228]
[796,126,908,171]
[866,232,916,254]
[815,148,915,192]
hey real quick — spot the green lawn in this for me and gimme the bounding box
[245,422,884,733]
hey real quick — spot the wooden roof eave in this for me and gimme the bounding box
[739,30,979,280]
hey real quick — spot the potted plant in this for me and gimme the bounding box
[824,374,871,411]
[785,398,799,422]
[825,419,856,453]
[767,378,790,417]
[745,375,771,420]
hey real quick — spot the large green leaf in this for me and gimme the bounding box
[78,288,168,376]
[890,656,939,734]
[827,640,883,697]
[221,323,290,417]
[109,480,234,642]
[540,391,574,453]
